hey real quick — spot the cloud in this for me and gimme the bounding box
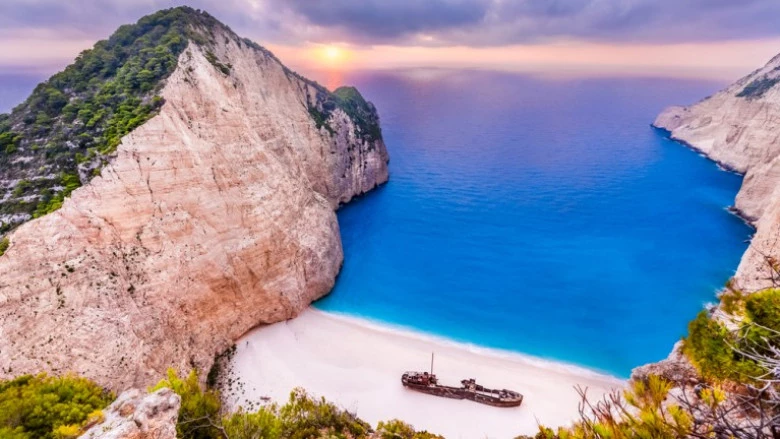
[282,0,490,39]
[1,0,780,53]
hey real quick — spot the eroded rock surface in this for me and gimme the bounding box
[80,388,180,439]
[0,25,388,390]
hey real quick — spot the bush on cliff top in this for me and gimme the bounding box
[152,369,390,439]
[0,374,113,439]
[682,288,780,383]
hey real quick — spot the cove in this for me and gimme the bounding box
[315,70,753,378]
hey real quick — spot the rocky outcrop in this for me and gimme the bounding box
[654,53,780,292]
[80,388,180,439]
[0,14,388,390]
[631,342,699,385]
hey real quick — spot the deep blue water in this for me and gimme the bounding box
[314,70,753,378]
[0,70,752,378]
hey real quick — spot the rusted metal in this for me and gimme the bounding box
[401,371,523,408]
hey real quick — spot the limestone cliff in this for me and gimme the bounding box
[0,8,389,390]
[654,53,780,292]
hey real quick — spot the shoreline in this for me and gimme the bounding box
[317,308,624,381]
[224,308,624,438]
[655,125,757,229]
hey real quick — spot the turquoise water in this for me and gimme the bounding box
[315,71,753,378]
[0,71,752,378]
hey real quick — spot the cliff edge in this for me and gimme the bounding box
[654,53,780,292]
[0,8,388,390]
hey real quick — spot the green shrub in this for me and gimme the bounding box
[744,288,780,330]
[683,311,764,382]
[278,388,372,439]
[33,173,82,218]
[222,408,282,439]
[205,50,232,75]
[376,419,445,439]
[682,289,780,383]
[151,369,222,439]
[308,86,383,143]
[0,237,8,256]
[0,374,113,439]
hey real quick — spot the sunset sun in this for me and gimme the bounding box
[4,1,780,438]
[317,44,349,67]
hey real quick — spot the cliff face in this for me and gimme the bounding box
[654,53,780,292]
[0,12,388,390]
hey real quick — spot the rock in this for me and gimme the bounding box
[80,388,180,439]
[0,20,388,390]
[654,53,780,292]
[631,341,699,385]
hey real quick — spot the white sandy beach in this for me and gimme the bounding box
[224,309,624,439]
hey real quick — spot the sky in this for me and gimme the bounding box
[2,0,780,80]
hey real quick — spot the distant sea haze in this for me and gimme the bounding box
[315,70,751,378]
[0,70,751,378]
[0,74,42,113]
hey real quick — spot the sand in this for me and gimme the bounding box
[224,309,625,439]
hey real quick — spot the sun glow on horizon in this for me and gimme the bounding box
[314,44,351,68]
[264,37,780,83]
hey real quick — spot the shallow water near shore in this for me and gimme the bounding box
[0,70,753,379]
[315,70,752,378]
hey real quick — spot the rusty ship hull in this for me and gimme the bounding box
[401,372,523,408]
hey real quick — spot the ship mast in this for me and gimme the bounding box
[430,352,434,375]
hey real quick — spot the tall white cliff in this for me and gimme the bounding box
[654,54,780,292]
[0,28,388,390]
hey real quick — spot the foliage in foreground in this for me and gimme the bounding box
[517,376,695,439]
[683,287,780,382]
[153,369,441,439]
[521,374,779,439]
[0,369,442,439]
[520,282,780,439]
[0,374,113,439]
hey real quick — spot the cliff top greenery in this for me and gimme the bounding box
[0,6,382,239]
[0,369,442,439]
[0,7,222,235]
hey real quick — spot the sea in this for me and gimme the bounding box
[0,70,752,378]
[313,70,752,378]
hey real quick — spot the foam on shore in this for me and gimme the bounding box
[224,308,624,439]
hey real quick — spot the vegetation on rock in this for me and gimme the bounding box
[0,7,228,234]
[152,369,436,439]
[737,75,780,99]
[308,86,383,144]
[683,287,780,382]
[518,376,698,439]
[375,420,444,439]
[2,368,442,439]
[523,277,780,438]
[0,374,113,439]
[0,6,383,238]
